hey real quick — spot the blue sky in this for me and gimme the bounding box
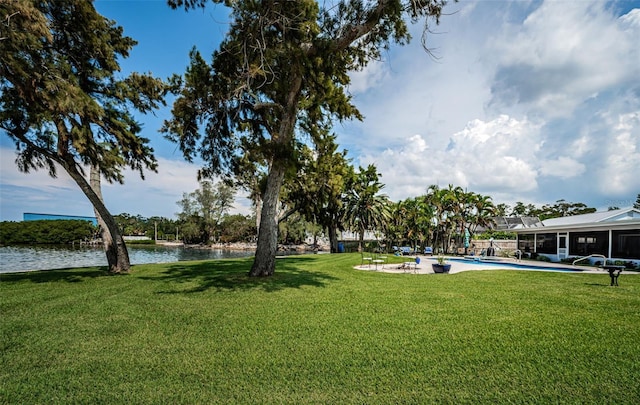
[1,0,639,222]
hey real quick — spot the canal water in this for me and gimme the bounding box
[0,245,256,273]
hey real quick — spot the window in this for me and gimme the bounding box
[612,229,640,259]
[569,231,608,256]
[536,233,557,254]
[518,234,535,253]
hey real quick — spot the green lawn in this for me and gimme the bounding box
[1,253,639,404]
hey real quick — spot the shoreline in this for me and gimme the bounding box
[179,242,330,253]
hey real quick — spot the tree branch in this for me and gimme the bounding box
[332,0,391,52]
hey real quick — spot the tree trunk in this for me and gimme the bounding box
[328,226,339,253]
[249,72,303,277]
[254,197,262,234]
[66,160,130,273]
[90,165,117,267]
[249,161,286,276]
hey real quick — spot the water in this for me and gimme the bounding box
[0,245,256,273]
[447,257,581,272]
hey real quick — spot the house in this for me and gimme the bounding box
[512,207,640,265]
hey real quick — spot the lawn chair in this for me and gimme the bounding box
[361,252,373,268]
[413,257,421,273]
[401,257,421,273]
[372,253,387,270]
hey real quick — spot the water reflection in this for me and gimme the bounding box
[0,245,256,273]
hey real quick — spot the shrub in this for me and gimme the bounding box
[475,230,517,240]
[0,220,95,244]
[127,239,156,245]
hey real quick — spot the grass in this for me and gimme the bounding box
[1,253,639,404]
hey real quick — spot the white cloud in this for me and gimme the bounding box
[0,148,252,221]
[489,2,640,117]
[0,147,77,191]
[339,2,494,154]
[539,157,586,179]
[569,133,594,158]
[359,115,543,201]
[346,1,640,209]
[102,157,253,217]
[348,60,389,94]
[620,7,640,29]
[596,111,640,194]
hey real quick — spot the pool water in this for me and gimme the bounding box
[446,257,583,272]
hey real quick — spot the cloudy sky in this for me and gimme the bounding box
[1,0,639,222]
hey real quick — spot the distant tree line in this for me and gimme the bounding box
[122,187,640,249]
[173,179,317,245]
[495,199,597,221]
[4,186,629,251]
[0,220,96,245]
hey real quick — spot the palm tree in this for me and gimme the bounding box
[400,197,434,252]
[447,185,470,252]
[468,193,497,237]
[385,201,407,252]
[342,165,391,252]
[425,185,448,253]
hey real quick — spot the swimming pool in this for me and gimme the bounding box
[446,257,583,272]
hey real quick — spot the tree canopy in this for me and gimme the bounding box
[282,133,352,252]
[506,200,596,221]
[176,180,236,243]
[0,0,166,273]
[342,165,391,251]
[0,220,96,245]
[164,0,451,276]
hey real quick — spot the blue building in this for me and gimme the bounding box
[23,213,98,226]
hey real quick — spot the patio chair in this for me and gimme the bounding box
[372,253,387,270]
[401,256,421,273]
[361,252,373,268]
[412,257,421,273]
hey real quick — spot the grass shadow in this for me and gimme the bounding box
[584,280,630,288]
[139,256,340,294]
[0,267,110,283]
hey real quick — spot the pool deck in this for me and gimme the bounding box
[355,255,636,275]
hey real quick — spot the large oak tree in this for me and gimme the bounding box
[164,0,450,276]
[0,1,165,273]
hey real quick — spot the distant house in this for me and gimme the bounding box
[512,207,640,264]
[339,230,379,242]
[23,212,98,226]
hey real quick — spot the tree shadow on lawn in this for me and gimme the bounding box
[584,282,614,287]
[0,267,109,284]
[141,256,340,294]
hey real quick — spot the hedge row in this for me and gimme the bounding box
[0,220,96,245]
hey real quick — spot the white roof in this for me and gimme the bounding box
[541,207,640,227]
